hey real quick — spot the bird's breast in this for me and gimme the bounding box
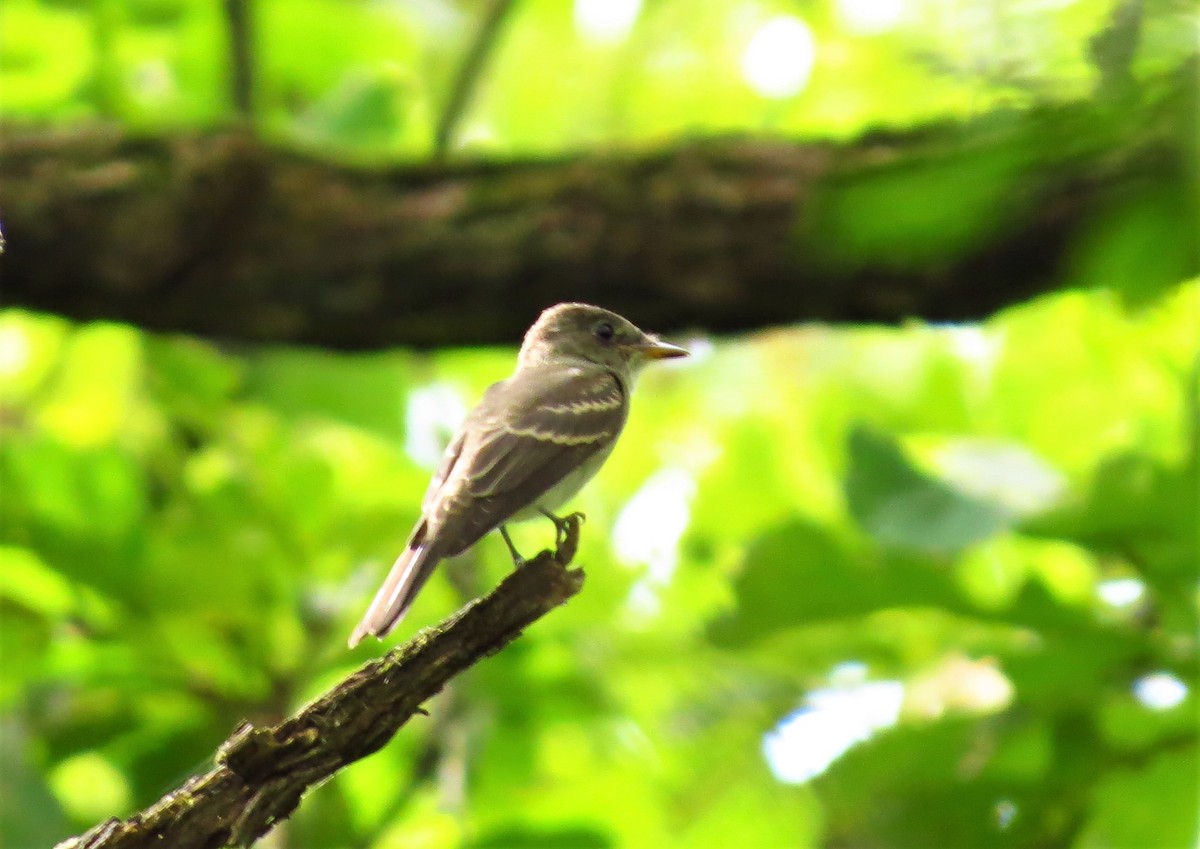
[511,442,615,522]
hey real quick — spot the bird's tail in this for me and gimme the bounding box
[348,540,440,648]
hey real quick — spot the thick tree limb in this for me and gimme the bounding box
[53,527,585,849]
[1,83,1194,348]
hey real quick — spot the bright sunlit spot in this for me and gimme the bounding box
[456,120,498,150]
[932,440,1065,517]
[905,654,1014,719]
[741,16,817,99]
[0,322,33,381]
[130,59,176,104]
[574,0,642,43]
[49,751,132,825]
[837,0,905,35]
[763,664,904,783]
[1133,671,1188,711]
[1097,577,1146,608]
[404,382,467,468]
[943,324,1003,372]
[613,468,696,615]
[994,799,1018,830]
[680,334,715,362]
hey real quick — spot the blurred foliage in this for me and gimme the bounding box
[2,0,1199,848]
[2,281,1196,847]
[2,0,1196,154]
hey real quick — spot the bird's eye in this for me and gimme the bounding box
[594,322,615,342]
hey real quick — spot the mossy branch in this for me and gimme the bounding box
[4,72,1192,350]
[54,524,585,849]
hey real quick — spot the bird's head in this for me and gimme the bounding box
[518,303,688,378]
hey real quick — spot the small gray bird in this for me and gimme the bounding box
[348,303,687,647]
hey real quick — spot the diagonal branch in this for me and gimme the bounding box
[54,527,585,849]
[434,0,517,158]
[222,0,256,118]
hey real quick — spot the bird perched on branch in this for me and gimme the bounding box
[349,303,688,648]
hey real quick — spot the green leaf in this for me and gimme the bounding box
[246,348,411,441]
[48,751,132,827]
[845,426,1011,553]
[144,336,241,432]
[1071,184,1197,306]
[0,715,72,848]
[466,826,615,849]
[1097,685,1197,753]
[0,546,74,617]
[1075,747,1199,849]
[806,145,1027,271]
[0,607,51,705]
[35,323,142,448]
[1031,451,1199,591]
[709,519,960,647]
[0,311,70,403]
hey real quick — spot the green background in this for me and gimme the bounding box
[1,0,1197,847]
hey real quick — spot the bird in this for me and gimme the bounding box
[348,303,688,648]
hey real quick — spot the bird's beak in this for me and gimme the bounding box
[636,336,689,360]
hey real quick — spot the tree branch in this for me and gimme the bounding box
[1,76,1193,348]
[434,0,517,159]
[222,0,256,118]
[53,529,585,849]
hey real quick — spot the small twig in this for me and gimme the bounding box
[433,0,517,158]
[55,525,585,849]
[223,0,256,117]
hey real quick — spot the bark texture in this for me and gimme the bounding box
[53,526,585,849]
[1,91,1193,348]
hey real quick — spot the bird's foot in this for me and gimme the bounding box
[550,512,584,565]
[540,508,586,548]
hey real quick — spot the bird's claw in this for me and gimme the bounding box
[542,509,584,545]
[552,512,584,565]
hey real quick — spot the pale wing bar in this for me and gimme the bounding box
[464,369,626,500]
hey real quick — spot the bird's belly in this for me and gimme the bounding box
[510,447,612,522]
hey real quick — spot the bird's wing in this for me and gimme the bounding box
[469,366,626,497]
[425,365,628,554]
[422,427,466,514]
